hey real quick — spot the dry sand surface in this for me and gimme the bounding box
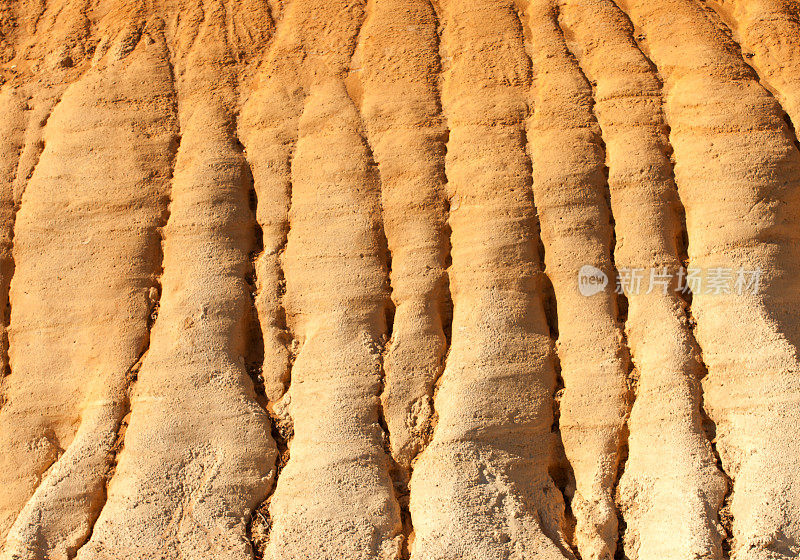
[1,0,800,558]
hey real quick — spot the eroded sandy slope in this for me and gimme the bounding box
[2,0,800,559]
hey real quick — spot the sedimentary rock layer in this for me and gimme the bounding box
[523,1,629,557]
[76,5,276,558]
[711,0,800,133]
[242,2,404,559]
[1,17,176,560]
[408,1,570,558]
[559,2,728,558]
[2,0,800,558]
[618,1,800,558]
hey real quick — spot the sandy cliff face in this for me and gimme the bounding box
[2,0,800,559]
